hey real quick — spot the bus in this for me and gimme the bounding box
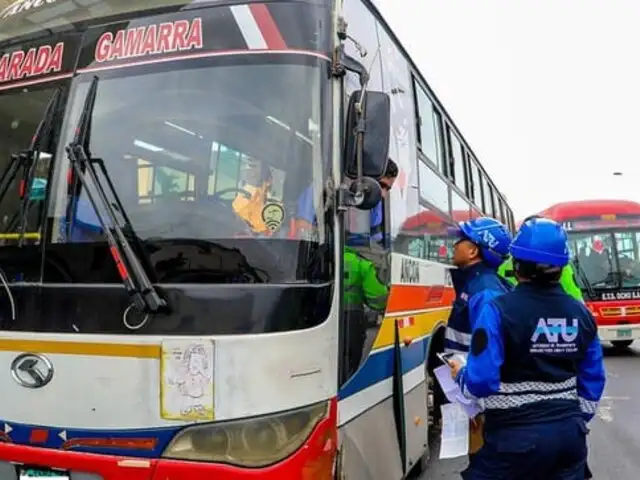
[538,199,640,350]
[0,0,514,478]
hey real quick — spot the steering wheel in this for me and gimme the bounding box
[210,187,253,203]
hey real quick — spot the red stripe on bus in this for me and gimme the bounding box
[249,4,287,50]
[386,285,454,314]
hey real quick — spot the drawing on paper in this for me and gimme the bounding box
[160,340,215,421]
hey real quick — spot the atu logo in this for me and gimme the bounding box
[531,318,579,343]
[481,230,499,249]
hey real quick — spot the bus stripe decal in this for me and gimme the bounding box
[386,284,454,314]
[338,334,428,401]
[230,5,268,50]
[249,4,288,50]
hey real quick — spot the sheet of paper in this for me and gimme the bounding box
[434,365,460,403]
[434,365,484,418]
[160,339,215,421]
[439,403,470,459]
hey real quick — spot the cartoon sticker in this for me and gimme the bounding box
[261,203,285,232]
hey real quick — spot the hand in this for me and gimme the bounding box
[449,359,462,379]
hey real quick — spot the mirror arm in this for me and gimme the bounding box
[332,45,370,87]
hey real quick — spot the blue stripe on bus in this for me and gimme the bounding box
[338,335,430,400]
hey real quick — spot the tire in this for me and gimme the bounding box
[612,340,633,349]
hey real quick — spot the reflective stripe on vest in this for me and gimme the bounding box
[483,376,578,410]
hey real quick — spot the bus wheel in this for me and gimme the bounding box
[612,340,633,350]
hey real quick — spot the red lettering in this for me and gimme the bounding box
[141,25,157,56]
[95,32,112,63]
[173,20,189,50]
[8,51,24,80]
[125,28,145,58]
[111,30,125,60]
[0,41,64,84]
[185,18,203,50]
[32,44,50,75]
[0,56,8,82]
[46,42,63,74]
[18,48,36,79]
[92,18,204,63]
[157,23,173,53]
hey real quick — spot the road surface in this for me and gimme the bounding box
[420,342,640,479]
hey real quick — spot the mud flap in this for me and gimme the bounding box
[392,318,407,475]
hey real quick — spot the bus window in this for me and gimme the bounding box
[414,81,442,170]
[395,206,454,264]
[482,175,493,217]
[498,199,506,224]
[418,160,449,213]
[491,190,499,220]
[448,129,466,192]
[470,159,483,211]
[451,189,471,222]
[0,83,61,246]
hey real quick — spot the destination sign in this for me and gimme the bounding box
[94,18,203,63]
[563,217,640,231]
[600,290,640,301]
[0,42,63,84]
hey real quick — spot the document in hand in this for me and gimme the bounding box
[434,365,483,418]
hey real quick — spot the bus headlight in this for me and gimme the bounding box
[161,401,329,467]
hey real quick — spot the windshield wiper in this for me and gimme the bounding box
[65,75,167,315]
[14,88,61,246]
[0,89,61,241]
[573,256,596,300]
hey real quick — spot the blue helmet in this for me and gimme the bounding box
[510,217,569,267]
[457,217,512,268]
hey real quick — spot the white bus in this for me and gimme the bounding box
[0,0,513,478]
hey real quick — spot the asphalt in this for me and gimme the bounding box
[420,341,640,479]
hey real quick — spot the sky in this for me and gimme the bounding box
[373,0,640,219]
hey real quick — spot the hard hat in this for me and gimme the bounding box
[457,217,512,268]
[510,217,569,267]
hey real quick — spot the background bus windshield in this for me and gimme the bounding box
[569,230,640,289]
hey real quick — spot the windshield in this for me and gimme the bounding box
[0,83,59,245]
[568,231,640,290]
[49,56,330,284]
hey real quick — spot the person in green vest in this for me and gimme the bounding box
[498,214,584,302]
[499,255,584,301]
[343,246,389,379]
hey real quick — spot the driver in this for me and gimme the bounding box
[231,158,284,235]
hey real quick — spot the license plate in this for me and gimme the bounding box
[617,328,632,338]
[18,467,69,479]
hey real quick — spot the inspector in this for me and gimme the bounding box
[451,217,606,479]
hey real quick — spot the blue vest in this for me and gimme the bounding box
[484,283,597,429]
[445,262,511,354]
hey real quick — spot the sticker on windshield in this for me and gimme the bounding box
[262,203,285,232]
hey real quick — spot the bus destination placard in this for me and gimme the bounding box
[601,290,640,301]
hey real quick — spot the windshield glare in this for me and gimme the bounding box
[569,231,640,289]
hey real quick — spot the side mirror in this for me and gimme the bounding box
[348,176,381,210]
[343,90,391,180]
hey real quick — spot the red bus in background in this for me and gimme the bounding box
[537,199,640,349]
[396,209,482,263]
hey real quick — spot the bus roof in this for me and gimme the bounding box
[537,199,640,222]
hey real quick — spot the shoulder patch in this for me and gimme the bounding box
[471,328,489,356]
